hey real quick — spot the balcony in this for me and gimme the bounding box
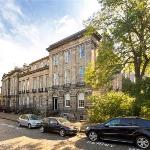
[76,81,85,87]
[45,88,48,92]
[19,91,21,94]
[63,83,71,88]
[52,85,59,89]
[38,88,43,93]
[32,89,37,93]
[26,90,30,93]
[22,90,26,94]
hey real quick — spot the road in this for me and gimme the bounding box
[0,118,141,150]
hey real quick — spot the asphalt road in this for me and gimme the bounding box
[0,118,141,150]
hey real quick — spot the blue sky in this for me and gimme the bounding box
[0,0,100,85]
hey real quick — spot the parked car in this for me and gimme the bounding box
[85,117,150,149]
[18,114,42,128]
[40,117,78,137]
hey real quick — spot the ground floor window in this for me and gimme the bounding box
[65,93,70,107]
[78,93,84,108]
[39,96,43,107]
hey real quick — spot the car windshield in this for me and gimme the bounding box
[58,118,70,124]
[29,115,40,120]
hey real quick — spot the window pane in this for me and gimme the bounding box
[136,119,150,128]
[106,119,120,126]
[120,118,132,126]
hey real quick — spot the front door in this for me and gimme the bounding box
[53,97,58,110]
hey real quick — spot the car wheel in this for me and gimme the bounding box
[40,126,45,133]
[28,123,32,129]
[18,122,22,127]
[136,136,150,149]
[88,131,98,142]
[59,129,66,137]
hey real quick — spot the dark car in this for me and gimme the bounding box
[85,117,150,149]
[40,117,78,137]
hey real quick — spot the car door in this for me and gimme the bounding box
[117,118,138,142]
[48,118,61,133]
[19,115,25,126]
[23,115,29,127]
[101,118,122,141]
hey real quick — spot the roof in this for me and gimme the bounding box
[46,29,101,52]
[29,56,49,65]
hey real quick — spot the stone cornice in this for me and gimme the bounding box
[19,65,49,77]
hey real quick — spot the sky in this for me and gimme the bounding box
[0,0,100,85]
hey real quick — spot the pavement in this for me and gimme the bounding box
[0,112,19,122]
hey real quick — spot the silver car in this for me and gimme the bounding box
[18,114,42,128]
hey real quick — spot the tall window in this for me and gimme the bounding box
[45,75,49,88]
[78,93,85,108]
[53,54,59,65]
[39,76,43,88]
[39,96,43,107]
[65,93,70,107]
[79,44,85,58]
[26,96,30,107]
[33,96,36,107]
[79,66,84,82]
[64,50,71,63]
[53,73,59,86]
[64,70,70,84]
[23,80,26,91]
[33,78,37,89]
[26,79,29,90]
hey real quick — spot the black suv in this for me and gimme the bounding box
[85,117,150,149]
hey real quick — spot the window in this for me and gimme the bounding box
[45,75,49,88]
[78,93,84,108]
[39,96,43,107]
[64,70,70,84]
[39,76,43,88]
[33,78,37,89]
[79,66,84,82]
[64,50,71,63]
[53,54,59,65]
[49,118,58,124]
[105,119,121,126]
[65,93,70,107]
[136,119,150,128]
[26,79,29,90]
[79,44,85,58]
[26,96,30,107]
[23,80,25,91]
[120,118,132,126]
[53,73,59,86]
[33,96,36,107]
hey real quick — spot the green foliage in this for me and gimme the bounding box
[122,77,150,100]
[140,100,150,120]
[88,92,135,123]
[85,34,122,88]
[86,0,150,85]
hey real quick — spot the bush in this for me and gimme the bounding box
[140,100,150,120]
[88,92,135,123]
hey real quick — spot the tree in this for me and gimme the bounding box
[85,0,150,115]
[85,33,122,89]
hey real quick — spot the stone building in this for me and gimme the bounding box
[1,29,122,120]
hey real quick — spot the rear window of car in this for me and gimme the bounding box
[120,118,133,126]
[136,119,150,128]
